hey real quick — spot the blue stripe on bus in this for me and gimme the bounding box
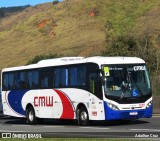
[8,90,28,116]
[103,101,152,120]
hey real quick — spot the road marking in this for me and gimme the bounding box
[130,129,160,132]
[43,126,65,128]
[79,127,110,130]
[153,115,160,117]
[0,130,27,132]
[11,125,32,127]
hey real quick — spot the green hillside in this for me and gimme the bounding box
[0,0,160,72]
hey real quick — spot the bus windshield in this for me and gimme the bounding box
[103,64,151,101]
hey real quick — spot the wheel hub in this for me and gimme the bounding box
[81,111,87,121]
[29,111,34,121]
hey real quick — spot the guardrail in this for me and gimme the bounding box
[153,96,160,114]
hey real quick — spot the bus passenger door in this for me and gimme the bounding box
[88,72,105,120]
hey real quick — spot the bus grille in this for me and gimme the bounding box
[120,111,145,118]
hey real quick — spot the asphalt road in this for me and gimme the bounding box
[0,117,160,138]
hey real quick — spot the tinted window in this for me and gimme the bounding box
[77,67,86,86]
[40,70,50,89]
[55,68,68,87]
[15,72,26,89]
[27,70,39,89]
[3,73,14,90]
[3,73,9,90]
[69,67,78,86]
[68,66,86,87]
[8,73,14,89]
[40,76,49,88]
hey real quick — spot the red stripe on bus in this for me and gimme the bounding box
[54,89,74,119]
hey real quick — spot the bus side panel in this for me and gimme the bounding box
[87,97,105,120]
[60,88,105,120]
[22,89,63,119]
[2,88,105,120]
[2,91,25,117]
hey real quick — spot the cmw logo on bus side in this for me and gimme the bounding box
[132,89,139,97]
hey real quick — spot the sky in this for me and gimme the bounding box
[0,0,63,8]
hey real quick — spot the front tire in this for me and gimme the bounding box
[26,106,36,125]
[79,107,90,126]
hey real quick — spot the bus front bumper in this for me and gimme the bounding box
[104,102,152,120]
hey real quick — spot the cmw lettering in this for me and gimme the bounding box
[34,96,54,107]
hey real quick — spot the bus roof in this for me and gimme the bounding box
[2,56,145,72]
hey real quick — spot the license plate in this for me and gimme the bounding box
[130,112,138,116]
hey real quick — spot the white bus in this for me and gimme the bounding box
[1,56,152,125]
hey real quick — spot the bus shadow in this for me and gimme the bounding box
[4,118,150,127]
[90,119,150,127]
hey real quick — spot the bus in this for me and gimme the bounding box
[1,56,152,125]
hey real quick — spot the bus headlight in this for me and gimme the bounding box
[107,102,119,111]
[146,101,152,108]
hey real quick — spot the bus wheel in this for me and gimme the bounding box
[79,107,90,126]
[26,106,36,125]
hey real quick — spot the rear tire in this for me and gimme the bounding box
[79,107,90,126]
[26,106,36,125]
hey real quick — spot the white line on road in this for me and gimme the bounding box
[0,130,27,132]
[153,115,160,117]
[43,126,65,128]
[11,125,32,127]
[130,129,160,132]
[79,127,110,130]
[10,125,65,128]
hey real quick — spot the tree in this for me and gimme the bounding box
[26,54,61,65]
[0,9,4,25]
[53,0,59,5]
[0,9,4,18]
[102,35,136,57]
[102,34,157,74]
[135,35,157,73]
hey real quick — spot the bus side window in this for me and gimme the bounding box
[69,67,78,86]
[27,70,39,89]
[55,68,68,87]
[19,72,27,89]
[40,76,49,89]
[40,70,50,89]
[15,72,20,89]
[15,72,27,89]
[3,73,9,90]
[8,73,14,90]
[77,67,86,86]
[27,71,32,89]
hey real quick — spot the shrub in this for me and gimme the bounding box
[27,53,61,65]
[53,0,59,5]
